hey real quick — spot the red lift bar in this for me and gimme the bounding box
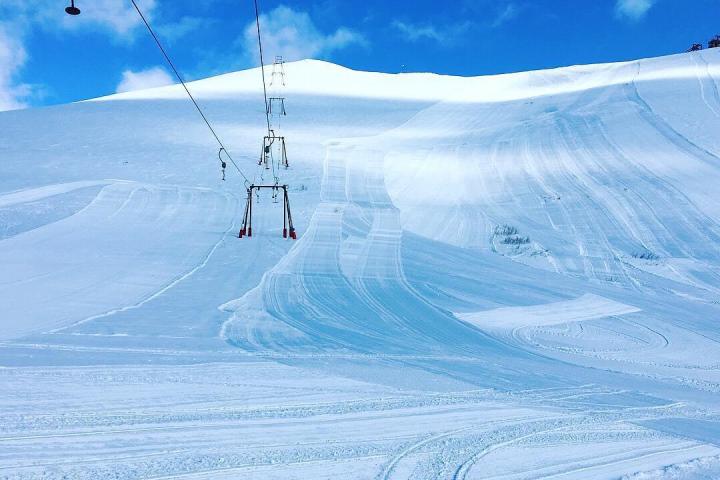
[239,184,296,239]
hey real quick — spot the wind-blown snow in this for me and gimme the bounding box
[458,294,641,329]
[2,50,720,479]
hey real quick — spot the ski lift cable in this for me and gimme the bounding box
[270,142,278,184]
[254,0,272,137]
[250,0,279,187]
[128,0,250,185]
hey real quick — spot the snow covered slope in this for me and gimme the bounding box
[2,51,720,479]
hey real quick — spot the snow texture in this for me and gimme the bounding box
[2,51,720,478]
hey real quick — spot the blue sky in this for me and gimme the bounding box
[0,0,718,110]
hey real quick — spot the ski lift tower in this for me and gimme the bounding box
[239,12,297,239]
[264,54,288,169]
[270,56,286,87]
[239,184,296,239]
[259,132,289,169]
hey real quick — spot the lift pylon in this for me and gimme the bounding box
[268,97,287,116]
[238,184,296,239]
[269,56,286,87]
[259,133,289,169]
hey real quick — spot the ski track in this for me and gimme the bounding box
[51,194,237,333]
[452,422,574,480]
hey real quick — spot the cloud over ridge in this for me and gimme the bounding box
[116,67,174,93]
[615,0,657,21]
[243,5,366,64]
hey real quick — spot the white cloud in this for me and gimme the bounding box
[243,5,366,63]
[615,0,656,21]
[0,0,161,110]
[0,23,32,112]
[59,0,157,37]
[157,16,213,44]
[392,21,445,43]
[0,0,157,38]
[391,20,471,46]
[116,67,174,93]
[492,3,521,28]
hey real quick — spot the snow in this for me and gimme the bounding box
[0,181,235,340]
[2,49,720,478]
[457,294,641,329]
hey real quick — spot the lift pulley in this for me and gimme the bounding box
[218,148,228,181]
[65,0,80,15]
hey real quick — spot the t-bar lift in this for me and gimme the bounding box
[239,185,296,239]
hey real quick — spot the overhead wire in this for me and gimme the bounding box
[254,0,272,138]
[270,139,278,183]
[253,0,285,186]
[129,0,250,185]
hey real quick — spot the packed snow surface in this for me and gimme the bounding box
[2,51,720,479]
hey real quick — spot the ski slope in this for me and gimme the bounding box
[2,50,720,479]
